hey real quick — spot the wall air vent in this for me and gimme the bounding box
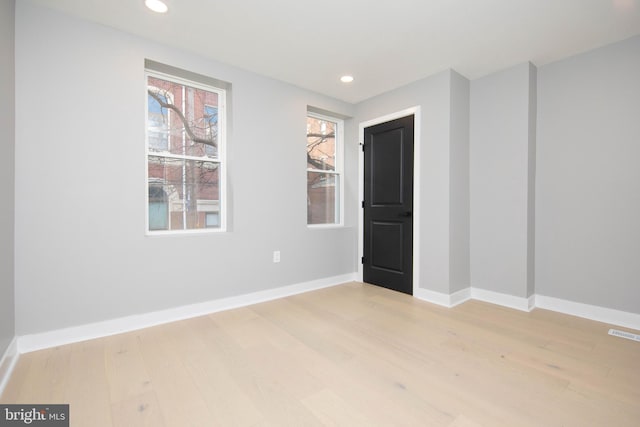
[608,329,640,342]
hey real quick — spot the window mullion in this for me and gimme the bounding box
[148,152,220,163]
[307,169,339,174]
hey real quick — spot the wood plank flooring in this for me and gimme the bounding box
[2,282,639,426]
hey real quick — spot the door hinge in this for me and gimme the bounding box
[361,257,366,264]
[361,142,365,152]
[361,200,365,208]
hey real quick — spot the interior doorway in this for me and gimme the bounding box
[362,114,415,295]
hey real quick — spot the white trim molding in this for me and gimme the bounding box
[536,294,640,331]
[414,287,470,308]
[0,337,19,398]
[414,286,638,330]
[18,273,356,354]
[415,286,533,312]
[471,288,536,312]
[12,278,639,357]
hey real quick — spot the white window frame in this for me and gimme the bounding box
[145,69,227,235]
[306,111,344,227]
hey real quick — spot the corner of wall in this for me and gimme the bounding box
[0,0,16,366]
[0,338,19,398]
[526,63,537,297]
[448,70,471,294]
[469,60,537,299]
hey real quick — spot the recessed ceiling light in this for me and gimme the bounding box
[340,75,354,83]
[145,0,168,13]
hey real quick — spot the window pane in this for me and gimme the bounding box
[147,77,219,159]
[149,201,168,230]
[205,212,219,227]
[307,172,338,224]
[204,105,218,158]
[148,156,220,230]
[147,93,169,152]
[307,116,336,171]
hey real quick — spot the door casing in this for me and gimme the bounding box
[358,106,421,295]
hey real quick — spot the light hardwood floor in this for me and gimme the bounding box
[2,282,639,426]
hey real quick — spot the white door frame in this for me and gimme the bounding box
[358,106,421,296]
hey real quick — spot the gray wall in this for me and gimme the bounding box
[526,63,537,298]
[14,1,357,335]
[470,62,536,298]
[355,70,470,295]
[0,0,16,356]
[11,2,640,339]
[449,71,470,294]
[536,36,640,313]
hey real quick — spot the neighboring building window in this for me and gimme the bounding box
[204,105,218,157]
[147,90,170,152]
[205,212,220,228]
[148,184,168,230]
[307,112,343,225]
[146,71,226,233]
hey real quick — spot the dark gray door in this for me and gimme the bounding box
[363,115,414,295]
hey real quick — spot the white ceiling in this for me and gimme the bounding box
[28,0,640,103]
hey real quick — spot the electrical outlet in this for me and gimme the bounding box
[273,250,281,263]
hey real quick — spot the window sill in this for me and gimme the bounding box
[146,228,227,237]
[307,224,345,230]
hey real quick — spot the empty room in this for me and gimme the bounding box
[1,0,639,425]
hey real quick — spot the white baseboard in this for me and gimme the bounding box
[471,288,535,312]
[414,287,471,308]
[415,286,533,311]
[0,337,19,398]
[450,288,472,307]
[14,275,639,356]
[18,273,357,354]
[416,286,533,311]
[415,286,637,331]
[536,294,640,331]
[414,288,450,307]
